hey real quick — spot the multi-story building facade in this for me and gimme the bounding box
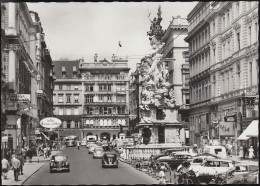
[52,59,83,139]
[30,11,54,140]
[160,15,190,144]
[2,2,53,150]
[79,57,130,141]
[185,1,259,153]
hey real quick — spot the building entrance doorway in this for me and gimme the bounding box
[158,126,165,143]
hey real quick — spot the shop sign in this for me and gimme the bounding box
[224,115,236,122]
[219,122,235,136]
[40,117,62,128]
[211,118,220,124]
[7,94,31,102]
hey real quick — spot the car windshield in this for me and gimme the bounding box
[54,156,67,161]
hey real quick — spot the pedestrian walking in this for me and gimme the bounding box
[239,145,243,159]
[47,146,51,157]
[248,146,255,160]
[77,141,80,150]
[17,152,24,175]
[43,146,48,159]
[27,148,33,163]
[243,144,248,159]
[158,165,166,185]
[2,156,10,180]
[11,154,20,182]
[21,148,27,163]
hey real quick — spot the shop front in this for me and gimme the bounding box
[237,120,258,158]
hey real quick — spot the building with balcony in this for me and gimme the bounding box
[2,3,46,150]
[52,59,83,139]
[185,1,259,153]
[79,57,130,141]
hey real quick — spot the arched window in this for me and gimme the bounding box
[108,119,112,126]
[118,119,122,125]
[90,120,94,125]
[86,120,89,124]
[104,119,107,126]
[100,119,104,126]
[122,119,126,126]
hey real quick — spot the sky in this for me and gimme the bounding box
[27,2,198,72]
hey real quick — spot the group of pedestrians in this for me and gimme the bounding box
[239,144,256,160]
[2,152,24,182]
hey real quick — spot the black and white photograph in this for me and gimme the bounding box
[1,1,259,185]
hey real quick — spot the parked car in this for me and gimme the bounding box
[88,144,97,154]
[81,139,87,146]
[203,145,227,159]
[154,147,193,160]
[102,151,119,168]
[157,151,194,170]
[188,159,235,184]
[226,162,259,184]
[50,154,70,173]
[93,146,104,159]
[177,153,220,172]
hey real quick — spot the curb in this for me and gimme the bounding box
[21,150,61,185]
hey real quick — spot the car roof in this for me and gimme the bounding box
[205,158,232,162]
[173,151,193,155]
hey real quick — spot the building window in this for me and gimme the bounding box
[223,15,225,30]
[66,94,71,103]
[249,62,253,86]
[255,22,258,42]
[59,84,62,90]
[85,95,94,103]
[108,107,112,114]
[227,11,230,26]
[73,72,77,78]
[108,84,111,91]
[67,108,71,115]
[86,107,94,115]
[74,94,79,103]
[86,84,94,92]
[213,21,215,35]
[53,95,56,103]
[67,121,71,128]
[248,26,252,45]
[62,72,66,78]
[58,95,63,103]
[117,95,126,102]
[223,44,225,59]
[75,121,79,128]
[236,2,240,16]
[237,64,241,89]
[108,95,112,102]
[58,108,64,115]
[237,32,240,50]
[74,108,79,115]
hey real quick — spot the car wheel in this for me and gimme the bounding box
[115,165,118,168]
[67,169,70,172]
[50,169,53,173]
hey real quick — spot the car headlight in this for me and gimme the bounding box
[66,162,69,165]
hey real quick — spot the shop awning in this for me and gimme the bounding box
[237,120,258,140]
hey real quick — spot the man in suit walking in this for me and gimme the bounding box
[11,154,21,182]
